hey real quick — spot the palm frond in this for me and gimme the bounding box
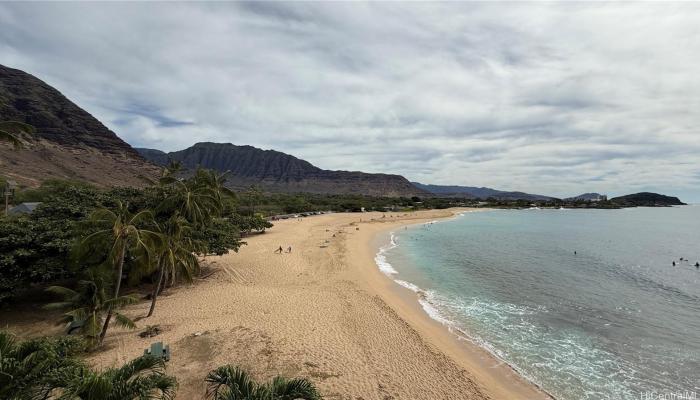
[267,376,321,400]
[205,365,258,400]
[45,285,79,298]
[113,313,136,330]
[104,294,139,309]
[112,354,165,382]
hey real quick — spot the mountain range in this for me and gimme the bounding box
[136,143,427,197]
[0,64,159,187]
[0,65,687,204]
[412,182,554,201]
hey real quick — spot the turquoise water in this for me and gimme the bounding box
[377,207,700,400]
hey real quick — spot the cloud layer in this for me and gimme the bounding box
[1,2,699,200]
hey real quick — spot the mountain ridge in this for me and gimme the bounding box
[564,193,607,202]
[412,182,555,201]
[137,142,428,197]
[0,64,159,187]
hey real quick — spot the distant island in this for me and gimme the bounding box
[466,192,686,209]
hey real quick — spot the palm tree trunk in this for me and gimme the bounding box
[148,261,166,317]
[100,244,126,343]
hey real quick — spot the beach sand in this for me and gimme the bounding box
[3,209,550,399]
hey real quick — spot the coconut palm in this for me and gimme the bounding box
[194,168,235,203]
[244,185,263,216]
[45,270,138,343]
[54,354,177,400]
[205,365,321,400]
[158,178,220,226]
[0,121,35,149]
[0,331,85,400]
[147,215,203,317]
[158,160,183,186]
[77,201,161,342]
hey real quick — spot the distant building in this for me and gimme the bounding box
[8,202,41,215]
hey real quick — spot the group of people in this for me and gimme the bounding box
[275,245,292,254]
[671,257,699,268]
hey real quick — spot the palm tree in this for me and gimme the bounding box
[0,331,85,399]
[158,160,183,186]
[147,215,203,317]
[244,185,263,216]
[205,365,321,400]
[194,168,235,203]
[0,121,35,149]
[45,270,138,343]
[55,354,177,400]
[78,201,161,342]
[158,179,221,226]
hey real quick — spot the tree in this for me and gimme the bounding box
[194,168,235,204]
[55,354,177,400]
[0,121,34,149]
[193,217,245,256]
[77,201,161,343]
[45,270,138,343]
[0,182,152,304]
[159,179,220,227]
[205,365,321,400]
[0,331,86,399]
[147,215,203,317]
[0,331,177,400]
[244,185,263,216]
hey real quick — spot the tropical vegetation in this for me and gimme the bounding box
[44,270,138,343]
[0,331,177,399]
[206,365,321,400]
[0,331,321,399]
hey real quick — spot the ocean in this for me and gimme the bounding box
[375,206,700,400]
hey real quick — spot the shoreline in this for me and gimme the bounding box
[347,209,553,400]
[2,208,550,399]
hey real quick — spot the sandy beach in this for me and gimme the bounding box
[3,209,550,399]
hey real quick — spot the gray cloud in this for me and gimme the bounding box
[1,2,699,201]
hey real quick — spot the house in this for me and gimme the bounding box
[8,202,41,215]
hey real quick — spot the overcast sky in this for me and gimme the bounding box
[1,2,699,201]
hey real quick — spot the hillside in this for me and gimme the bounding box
[137,142,427,197]
[0,64,159,188]
[564,193,607,202]
[412,182,554,201]
[610,192,686,207]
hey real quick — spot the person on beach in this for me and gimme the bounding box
[275,245,283,254]
[672,261,676,266]
[287,246,292,253]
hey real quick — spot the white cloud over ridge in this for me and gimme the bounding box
[1,2,699,200]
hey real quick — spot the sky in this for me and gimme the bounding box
[1,2,699,201]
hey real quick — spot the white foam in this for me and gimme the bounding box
[394,279,420,292]
[418,295,454,326]
[374,232,399,275]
